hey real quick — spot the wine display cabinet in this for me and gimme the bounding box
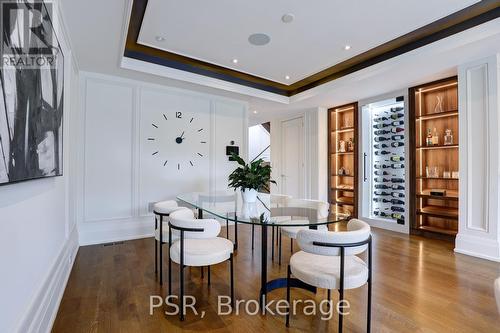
[360,95,408,230]
[409,77,459,240]
[328,103,358,217]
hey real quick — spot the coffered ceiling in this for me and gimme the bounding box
[124,0,499,98]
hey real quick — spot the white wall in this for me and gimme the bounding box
[455,54,500,261]
[248,125,270,162]
[0,3,80,332]
[270,108,328,201]
[77,73,248,245]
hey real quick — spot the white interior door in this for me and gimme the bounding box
[281,117,305,198]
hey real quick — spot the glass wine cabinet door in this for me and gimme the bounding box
[361,96,408,227]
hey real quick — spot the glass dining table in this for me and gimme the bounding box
[176,191,351,309]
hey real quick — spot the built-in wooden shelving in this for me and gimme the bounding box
[409,77,459,240]
[328,103,358,217]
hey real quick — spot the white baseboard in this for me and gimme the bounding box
[454,233,500,262]
[78,216,154,246]
[16,226,79,333]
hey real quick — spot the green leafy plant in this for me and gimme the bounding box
[228,153,276,192]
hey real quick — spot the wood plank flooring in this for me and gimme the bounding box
[52,224,500,332]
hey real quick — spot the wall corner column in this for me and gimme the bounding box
[455,54,500,262]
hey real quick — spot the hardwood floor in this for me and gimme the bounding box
[53,224,500,332]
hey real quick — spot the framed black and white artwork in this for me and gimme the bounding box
[0,0,64,185]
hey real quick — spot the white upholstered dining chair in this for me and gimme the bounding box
[153,200,189,285]
[168,208,234,321]
[278,198,330,265]
[286,219,372,332]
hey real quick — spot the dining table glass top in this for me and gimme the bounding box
[176,191,351,227]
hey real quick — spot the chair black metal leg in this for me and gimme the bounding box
[230,253,234,308]
[286,265,291,327]
[367,238,372,333]
[226,219,229,239]
[328,289,331,302]
[168,226,172,295]
[278,230,282,266]
[207,266,211,286]
[201,266,204,279]
[180,231,185,321]
[251,224,255,250]
[154,240,158,274]
[154,217,158,274]
[271,226,274,261]
[338,248,345,333]
[159,216,163,285]
[234,222,238,250]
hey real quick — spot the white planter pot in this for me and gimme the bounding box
[241,188,258,203]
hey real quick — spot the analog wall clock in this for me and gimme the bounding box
[146,111,208,171]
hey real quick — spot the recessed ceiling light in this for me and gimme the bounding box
[155,36,166,42]
[253,110,258,114]
[232,58,238,64]
[285,75,291,80]
[344,45,351,50]
[248,33,271,46]
[281,13,295,23]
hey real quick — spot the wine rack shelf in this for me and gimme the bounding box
[328,102,358,217]
[369,98,406,224]
[410,76,459,240]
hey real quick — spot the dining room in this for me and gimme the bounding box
[1,1,500,332]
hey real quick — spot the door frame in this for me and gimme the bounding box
[279,115,306,197]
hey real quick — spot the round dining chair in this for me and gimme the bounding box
[168,208,234,321]
[153,200,190,285]
[278,198,330,265]
[285,218,372,332]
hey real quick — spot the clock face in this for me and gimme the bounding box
[146,111,208,171]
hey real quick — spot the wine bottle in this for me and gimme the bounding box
[373,143,389,149]
[391,135,404,141]
[391,206,405,212]
[391,213,404,220]
[391,199,405,205]
[374,164,389,169]
[375,184,390,189]
[373,211,389,217]
[391,163,405,169]
[374,150,391,156]
[391,107,404,112]
[373,198,391,203]
[392,184,405,190]
[374,177,390,183]
[391,127,404,134]
[373,116,388,122]
[391,113,404,120]
[374,129,390,135]
[390,156,405,162]
[374,170,389,176]
[374,136,389,142]
[374,191,391,196]
[391,142,404,148]
[390,178,405,184]
[392,120,404,126]
[391,192,405,198]
[373,123,389,129]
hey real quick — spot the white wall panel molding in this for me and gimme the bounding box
[78,72,248,244]
[455,54,500,261]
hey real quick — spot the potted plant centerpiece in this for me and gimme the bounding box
[228,153,275,203]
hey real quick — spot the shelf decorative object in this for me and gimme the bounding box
[328,103,358,216]
[410,76,459,239]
